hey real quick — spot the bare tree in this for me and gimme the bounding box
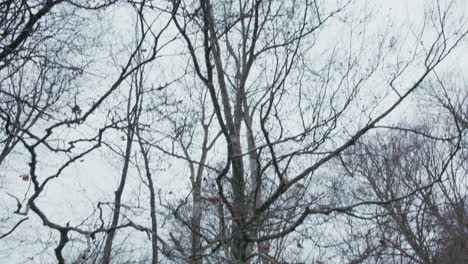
[99,2,176,263]
[1,1,175,263]
[0,0,104,255]
[169,0,467,262]
[339,73,467,263]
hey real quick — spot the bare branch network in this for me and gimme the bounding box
[0,0,467,263]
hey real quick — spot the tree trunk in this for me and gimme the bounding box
[146,160,159,264]
[230,133,249,263]
[191,184,203,264]
[101,129,134,264]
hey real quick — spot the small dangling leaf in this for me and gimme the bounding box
[379,239,387,246]
[21,174,29,182]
